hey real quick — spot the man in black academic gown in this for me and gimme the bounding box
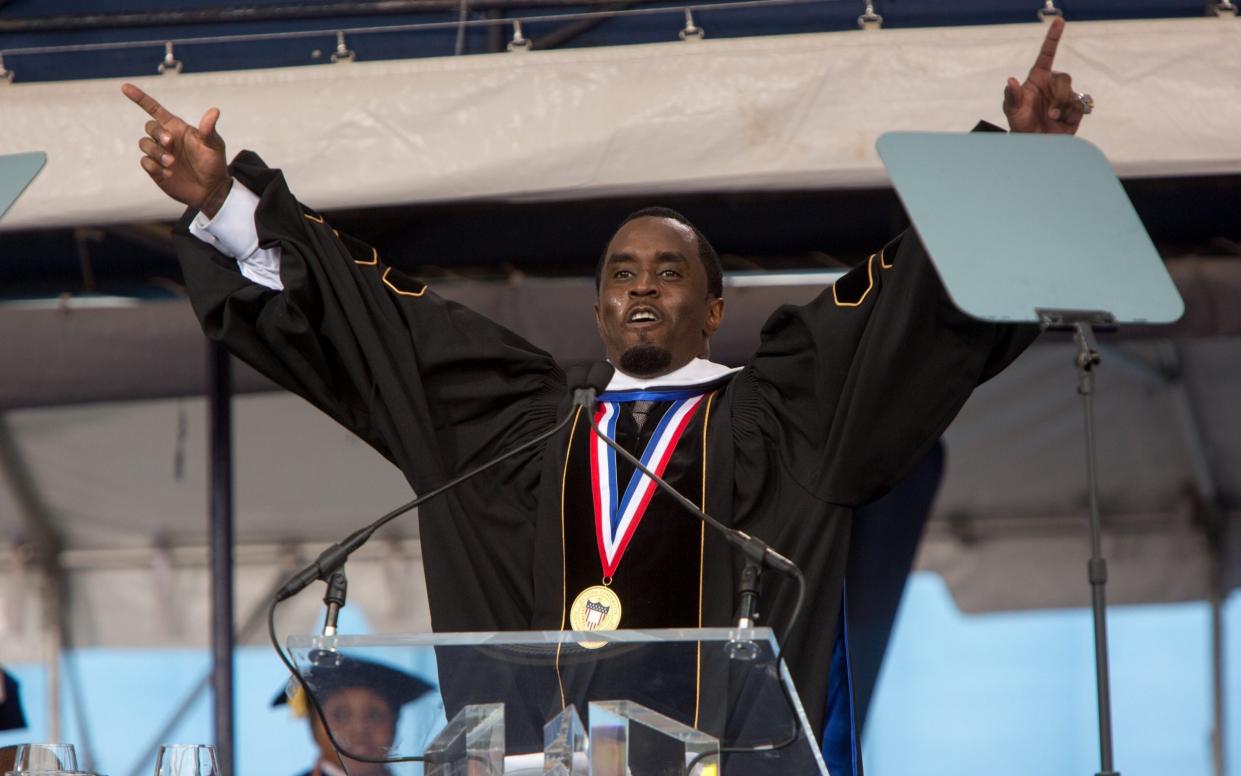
[123,18,1086,775]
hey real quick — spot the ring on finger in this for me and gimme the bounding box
[1074,91,1095,115]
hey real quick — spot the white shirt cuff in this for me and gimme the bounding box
[187,180,284,291]
[190,180,261,259]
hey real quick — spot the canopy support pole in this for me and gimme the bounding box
[0,415,65,743]
[207,342,235,776]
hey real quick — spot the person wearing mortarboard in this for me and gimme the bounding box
[273,656,435,776]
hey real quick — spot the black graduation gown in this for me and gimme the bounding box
[174,152,1035,763]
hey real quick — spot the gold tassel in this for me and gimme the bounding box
[288,683,309,719]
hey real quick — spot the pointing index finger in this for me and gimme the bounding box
[1028,17,1065,79]
[121,82,174,124]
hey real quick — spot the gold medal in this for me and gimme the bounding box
[569,584,623,636]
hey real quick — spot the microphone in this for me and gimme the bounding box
[580,363,804,634]
[573,361,614,407]
[275,363,616,604]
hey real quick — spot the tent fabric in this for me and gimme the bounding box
[924,333,1241,613]
[1,18,1239,231]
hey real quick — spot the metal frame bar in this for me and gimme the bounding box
[0,0,840,58]
[0,415,65,745]
[0,0,762,32]
[207,343,235,776]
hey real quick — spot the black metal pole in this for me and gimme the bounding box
[207,341,235,776]
[1073,322,1119,776]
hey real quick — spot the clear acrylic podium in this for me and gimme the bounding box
[289,627,829,775]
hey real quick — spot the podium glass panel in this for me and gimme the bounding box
[289,628,828,776]
[424,703,504,776]
[543,705,587,775]
[589,700,718,775]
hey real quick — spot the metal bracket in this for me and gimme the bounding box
[158,42,182,75]
[858,1,882,29]
[1038,0,1063,20]
[1036,308,1117,333]
[330,31,356,63]
[507,19,531,51]
[679,8,705,40]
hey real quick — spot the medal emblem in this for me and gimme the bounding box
[569,585,623,633]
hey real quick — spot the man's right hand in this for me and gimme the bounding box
[122,82,233,218]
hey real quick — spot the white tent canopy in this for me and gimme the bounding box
[2,17,1239,231]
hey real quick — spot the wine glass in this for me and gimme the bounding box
[13,744,78,773]
[153,745,218,776]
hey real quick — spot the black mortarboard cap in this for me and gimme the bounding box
[1,669,27,732]
[271,653,435,717]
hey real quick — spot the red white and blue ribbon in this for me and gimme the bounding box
[589,393,706,578]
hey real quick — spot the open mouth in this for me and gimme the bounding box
[626,306,661,326]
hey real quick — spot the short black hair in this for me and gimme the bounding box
[596,206,723,299]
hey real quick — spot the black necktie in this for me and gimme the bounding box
[629,399,654,433]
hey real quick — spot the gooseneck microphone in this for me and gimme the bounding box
[574,361,615,407]
[274,362,615,604]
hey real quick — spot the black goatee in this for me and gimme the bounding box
[618,345,674,377]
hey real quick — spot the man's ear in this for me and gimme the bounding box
[594,302,603,336]
[704,296,725,337]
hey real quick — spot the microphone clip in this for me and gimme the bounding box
[734,557,762,629]
[572,386,599,407]
[728,558,764,661]
[321,568,348,636]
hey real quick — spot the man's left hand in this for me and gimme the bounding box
[1003,17,1086,135]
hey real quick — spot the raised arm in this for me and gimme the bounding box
[741,21,1088,506]
[123,86,565,491]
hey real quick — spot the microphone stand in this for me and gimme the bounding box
[728,559,764,662]
[734,560,762,629]
[321,570,347,637]
[1039,309,1121,776]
